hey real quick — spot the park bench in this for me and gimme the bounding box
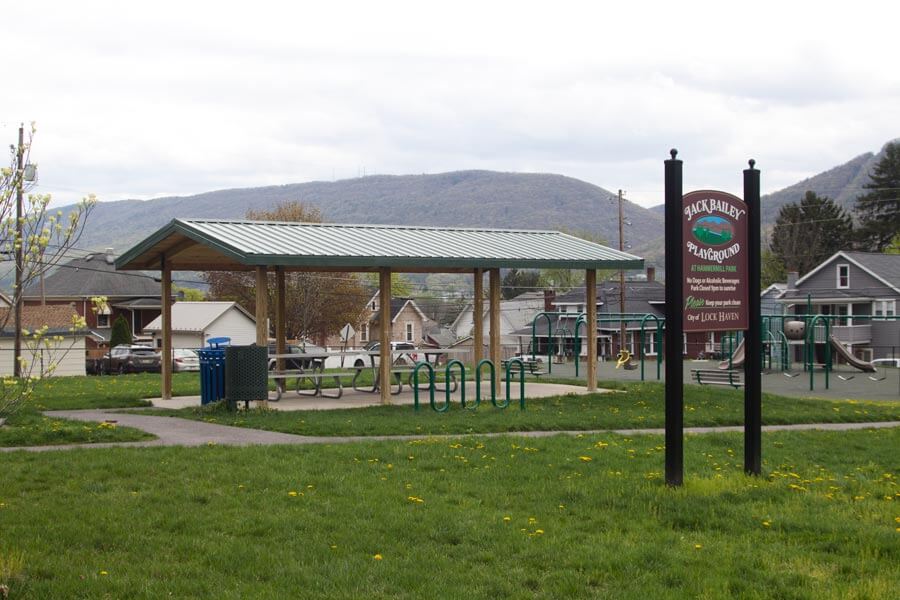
[501,359,546,379]
[690,369,744,388]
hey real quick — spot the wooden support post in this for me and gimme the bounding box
[255,267,269,346]
[256,266,269,408]
[379,268,392,405]
[161,256,172,400]
[586,269,598,391]
[473,268,484,365]
[489,268,501,393]
[275,267,286,372]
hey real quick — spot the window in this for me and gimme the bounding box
[643,332,657,356]
[97,314,110,327]
[874,299,896,320]
[360,324,369,342]
[836,264,849,289]
[405,323,414,342]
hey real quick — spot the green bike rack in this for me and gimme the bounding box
[500,358,526,410]
[412,361,435,412]
[473,359,495,408]
[445,359,465,411]
[531,312,555,375]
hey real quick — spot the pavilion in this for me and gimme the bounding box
[116,219,644,404]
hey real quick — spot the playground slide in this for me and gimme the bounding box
[718,339,745,369]
[828,336,876,373]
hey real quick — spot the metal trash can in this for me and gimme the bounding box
[224,344,269,410]
[198,337,230,405]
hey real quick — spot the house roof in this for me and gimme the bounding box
[23,253,162,299]
[555,280,666,315]
[0,305,84,336]
[793,251,900,294]
[116,219,644,272]
[369,298,428,324]
[143,301,255,333]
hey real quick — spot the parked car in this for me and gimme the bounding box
[349,341,419,368]
[871,358,900,368]
[105,344,161,374]
[173,348,200,372]
[267,343,326,371]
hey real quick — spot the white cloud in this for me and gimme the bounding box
[3,0,899,209]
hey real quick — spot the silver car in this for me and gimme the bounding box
[173,348,201,372]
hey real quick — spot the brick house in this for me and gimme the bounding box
[21,249,166,358]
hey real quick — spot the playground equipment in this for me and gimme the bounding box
[616,349,638,370]
[719,339,746,370]
[828,336,876,372]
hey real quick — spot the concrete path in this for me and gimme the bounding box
[2,408,897,453]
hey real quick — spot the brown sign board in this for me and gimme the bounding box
[682,189,749,332]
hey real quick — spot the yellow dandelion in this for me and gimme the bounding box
[99,570,109,576]
[288,491,298,497]
[373,554,383,560]
[503,516,511,522]
[579,456,592,462]
[535,529,544,535]
[694,544,702,550]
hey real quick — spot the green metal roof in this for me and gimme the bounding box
[116,219,644,272]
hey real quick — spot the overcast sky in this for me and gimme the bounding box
[4,0,899,210]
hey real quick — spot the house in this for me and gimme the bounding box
[0,305,87,376]
[449,291,546,350]
[327,291,432,348]
[518,269,733,360]
[776,251,900,361]
[21,249,166,357]
[143,302,257,349]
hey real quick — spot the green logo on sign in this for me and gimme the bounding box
[692,216,734,246]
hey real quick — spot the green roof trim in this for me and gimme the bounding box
[116,219,645,272]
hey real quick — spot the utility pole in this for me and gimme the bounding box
[13,124,24,377]
[618,189,627,355]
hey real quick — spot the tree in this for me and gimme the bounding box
[760,248,787,288]
[174,285,205,301]
[203,202,367,343]
[0,124,94,417]
[855,142,900,252]
[501,268,541,299]
[110,315,133,347]
[770,191,853,275]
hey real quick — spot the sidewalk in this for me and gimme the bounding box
[3,408,897,453]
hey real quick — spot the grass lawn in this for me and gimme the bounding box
[0,428,897,598]
[147,381,900,437]
[0,373,200,448]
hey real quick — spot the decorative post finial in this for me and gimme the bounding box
[748,158,756,169]
[670,148,678,159]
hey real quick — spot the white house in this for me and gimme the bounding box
[449,291,545,348]
[143,302,257,349]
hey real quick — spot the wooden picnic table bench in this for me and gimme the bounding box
[690,369,744,388]
[501,358,546,378]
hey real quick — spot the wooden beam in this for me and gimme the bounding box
[489,268,501,393]
[379,268,392,405]
[586,269,598,391]
[161,255,172,400]
[473,268,484,365]
[255,266,269,346]
[275,267,286,371]
[255,266,269,409]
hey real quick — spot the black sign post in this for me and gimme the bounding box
[744,160,762,475]
[664,149,684,487]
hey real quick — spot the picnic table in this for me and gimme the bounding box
[501,357,545,378]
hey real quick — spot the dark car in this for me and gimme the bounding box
[106,344,162,374]
[267,343,326,371]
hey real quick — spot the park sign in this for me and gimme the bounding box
[682,189,749,332]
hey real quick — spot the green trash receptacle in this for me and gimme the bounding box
[224,345,269,410]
